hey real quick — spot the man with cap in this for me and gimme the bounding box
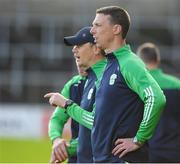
[137,42,180,162]
[45,26,106,163]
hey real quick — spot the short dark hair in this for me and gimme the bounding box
[96,6,130,39]
[137,43,160,64]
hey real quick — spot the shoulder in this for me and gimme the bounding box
[119,52,147,75]
[61,75,85,97]
[66,75,86,86]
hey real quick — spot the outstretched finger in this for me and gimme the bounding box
[44,93,54,98]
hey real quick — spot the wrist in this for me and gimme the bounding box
[53,137,61,144]
[133,136,143,147]
[64,99,74,109]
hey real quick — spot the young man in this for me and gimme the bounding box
[137,42,180,162]
[48,60,86,163]
[45,27,106,163]
[90,6,166,162]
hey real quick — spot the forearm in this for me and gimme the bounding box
[122,61,166,143]
[135,85,166,143]
[48,107,69,141]
[66,103,94,130]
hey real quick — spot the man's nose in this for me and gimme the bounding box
[72,45,78,53]
[90,26,95,34]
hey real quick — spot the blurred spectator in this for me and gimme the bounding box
[48,57,87,163]
[137,42,180,162]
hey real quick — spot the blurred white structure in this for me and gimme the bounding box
[0,104,52,138]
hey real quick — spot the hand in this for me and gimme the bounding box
[50,138,69,163]
[112,138,140,158]
[44,92,67,107]
[49,151,60,164]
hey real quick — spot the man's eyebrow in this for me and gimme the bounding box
[93,22,100,26]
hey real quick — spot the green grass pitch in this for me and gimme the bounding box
[0,138,52,163]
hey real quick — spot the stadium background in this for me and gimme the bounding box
[0,0,179,162]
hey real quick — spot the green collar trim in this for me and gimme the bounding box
[113,44,131,57]
[91,58,107,79]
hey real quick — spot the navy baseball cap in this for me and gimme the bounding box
[64,26,95,46]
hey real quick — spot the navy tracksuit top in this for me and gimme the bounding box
[69,78,86,163]
[92,54,148,163]
[77,68,96,163]
[69,78,86,139]
[148,89,180,162]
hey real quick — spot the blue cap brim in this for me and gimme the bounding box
[64,36,86,46]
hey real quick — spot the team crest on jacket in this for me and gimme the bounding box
[109,74,117,85]
[87,88,94,100]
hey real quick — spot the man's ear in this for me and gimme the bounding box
[113,24,122,35]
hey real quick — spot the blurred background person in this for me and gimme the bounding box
[137,42,180,89]
[49,60,87,163]
[137,42,180,162]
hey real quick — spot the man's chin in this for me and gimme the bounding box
[96,42,103,49]
[77,63,83,67]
